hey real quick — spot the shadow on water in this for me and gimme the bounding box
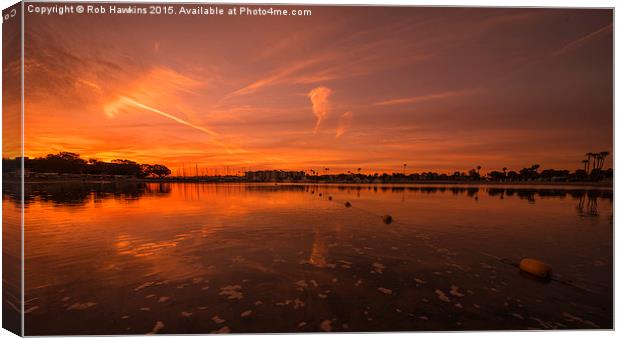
[4,183,612,212]
[575,191,612,218]
[3,182,172,206]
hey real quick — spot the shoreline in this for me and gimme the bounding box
[7,178,613,188]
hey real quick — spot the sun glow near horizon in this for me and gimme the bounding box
[19,6,612,174]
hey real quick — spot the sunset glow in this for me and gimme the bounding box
[6,4,615,334]
[21,6,612,174]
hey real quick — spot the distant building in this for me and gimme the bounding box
[245,170,306,182]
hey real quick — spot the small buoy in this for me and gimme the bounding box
[381,215,393,224]
[311,191,314,194]
[319,193,322,197]
[328,196,333,200]
[519,258,552,279]
[344,201,352,208]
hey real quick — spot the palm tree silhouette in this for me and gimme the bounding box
[585,152,595,173]
[582,159,589,171]
[598,151,610,170]
[592,153,601,170]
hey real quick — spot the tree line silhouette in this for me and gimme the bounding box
[301,151,612,183]
[1,151,612,182]
[3,152,171,178]
[581,151,610,173]
[302,165,612,183]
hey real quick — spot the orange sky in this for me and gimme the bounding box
[20,6,612,174]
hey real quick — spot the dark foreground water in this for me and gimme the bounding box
[9,182,612,334]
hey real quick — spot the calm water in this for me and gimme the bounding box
[9,182,613,334]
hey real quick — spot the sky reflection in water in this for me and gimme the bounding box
[11,182,612,334]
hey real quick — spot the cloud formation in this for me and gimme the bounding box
[308,86,332,134]
[21,7,612,173]
[552,23,612,57]
[105,96,219,137]
[336,111,353,138]
[375,89,482,106]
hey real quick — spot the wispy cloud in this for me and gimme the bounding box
[21,8,611,173]
[75,78,103,93]
[221,21,434,101]
[336,111,353,138]
[222,54,336,100]
[104,96,251,155]
[105,96,219,136]
[375,89,482,106]
[552,24,612,57]
[308,86,332,133]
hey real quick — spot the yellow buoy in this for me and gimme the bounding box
[381,215,393,224]
[519,258,552,279]
[344,201,352,208]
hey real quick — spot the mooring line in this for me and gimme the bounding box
[304,185,600,295]
[479,252,598,294]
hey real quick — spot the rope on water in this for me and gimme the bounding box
[479,252,598,294]
[310,188,455,236]
[303,185,600,295]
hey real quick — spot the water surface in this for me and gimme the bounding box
[11,182,612,334]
